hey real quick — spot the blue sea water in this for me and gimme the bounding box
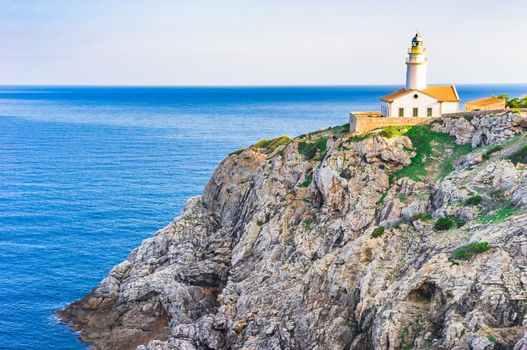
[0,85,526,349]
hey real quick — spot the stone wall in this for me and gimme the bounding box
[465,100,506,112]
[349,113,434,134]
[349,109,527,134]
[443,108,527,118]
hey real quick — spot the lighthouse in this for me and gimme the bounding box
[405,32,427,90]
[378,32,460,118]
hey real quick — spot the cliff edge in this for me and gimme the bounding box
[57,111,527,350]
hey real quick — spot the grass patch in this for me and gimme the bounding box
[482,144,503,160]
[251,136,292,152]
[330,123,350,136]
[379,126,413,138]
[300,168,313,187]
[389,125,472,183]
[229,148,245,156]
[507,144,527,165]
[466,195,482,206]
[347,132,373,142]
[476,203,519,223]
[450,241,490,261]
[298,137,328,160]
[371,226,385,238]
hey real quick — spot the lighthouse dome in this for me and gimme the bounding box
[412,32,423,46]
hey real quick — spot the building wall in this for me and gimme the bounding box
[441,102,460,114]
[389,91,439,117]
[349,114,434,134]
[380,101,390,117]
[465,100,506,112]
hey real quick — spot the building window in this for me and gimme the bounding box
[413,108,418,117]
[398,108,404,117]
[427,107,432,117]
[413,94,419,99]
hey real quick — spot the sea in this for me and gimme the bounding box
[0,85,526,349]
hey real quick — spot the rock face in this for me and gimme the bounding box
[57,111,527,350]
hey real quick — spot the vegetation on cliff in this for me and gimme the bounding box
[493,94,527,108]
[388,125,472,183]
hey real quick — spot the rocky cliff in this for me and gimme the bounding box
[57,110,527,350]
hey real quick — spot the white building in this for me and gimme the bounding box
[380,32,460,118]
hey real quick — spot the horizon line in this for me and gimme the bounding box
[1,82,527,88]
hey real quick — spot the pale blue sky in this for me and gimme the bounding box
[1,0,526,85]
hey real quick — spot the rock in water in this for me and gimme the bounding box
[57,111,527,350]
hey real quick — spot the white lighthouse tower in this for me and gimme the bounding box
[405,32,427,90]
[377,32,460,118]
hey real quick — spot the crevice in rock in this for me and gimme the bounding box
[407,281,438,303]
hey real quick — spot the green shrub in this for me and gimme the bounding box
[487,335,496,343]
[251,136,292,152]
[229,148,245,156]
[507,144,527,165]
[298,137,328,160]
[466,195,482,205]
[434,217,456,231]
[450,241,490,261]
[371,226,385,238]
[455,219,466,227]
[492,94,527,108]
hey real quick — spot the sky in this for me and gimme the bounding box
[1,0,526,86]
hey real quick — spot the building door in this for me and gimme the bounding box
[413,108,418,117]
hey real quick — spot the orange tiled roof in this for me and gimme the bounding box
[421,86,460,102]
[380,85,460,103]
[380,88,410,102]
[465,97,504,107]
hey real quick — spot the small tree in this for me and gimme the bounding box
[435,217,456,231]
[371,226,385,238]
[466,195,482,206]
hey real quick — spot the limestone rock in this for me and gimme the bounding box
[58,111,527,349]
